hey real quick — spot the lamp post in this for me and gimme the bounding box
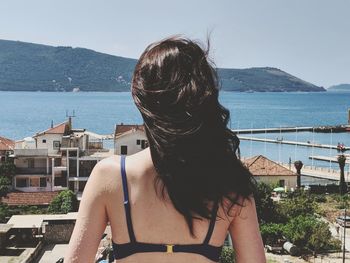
[338,155,347,195]
[294,160,303,188]
[337,154,347,263]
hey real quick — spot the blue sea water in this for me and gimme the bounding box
[1,91,349,177]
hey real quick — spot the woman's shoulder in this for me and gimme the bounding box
[85,155,123,197]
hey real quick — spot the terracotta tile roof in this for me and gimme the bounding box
[114,124,145,136]
[243,155,296,176]
[0,136,15,151]
[1,191,60,206]
[34,121,69,137]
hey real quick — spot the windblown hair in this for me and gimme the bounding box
[132,36,256,235]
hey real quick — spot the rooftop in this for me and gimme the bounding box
[6,212,78,228]
[0,135,15,151]
[34,121,70,137]
[243,155,296,177]
[1,191,60,206]
[114,124,144,137]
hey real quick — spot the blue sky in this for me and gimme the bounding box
[0,0,349,87]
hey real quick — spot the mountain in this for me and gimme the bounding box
[217,67,324,92]
[327,84,350,92]
[0,39,325,92]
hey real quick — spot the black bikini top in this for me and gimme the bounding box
[112,155,223,262]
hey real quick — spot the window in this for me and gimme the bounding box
[42,139,46,143]
[121,145,128,155]
[16,178,28,187]
[40,177,47,187]
[30,178,40,187]
[136,139,141,145]
[28,158,35,168]
[279,179,285,187]
[141,140,148,149]
[53,141,60,150]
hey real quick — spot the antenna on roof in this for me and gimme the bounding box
[65,110,76,129]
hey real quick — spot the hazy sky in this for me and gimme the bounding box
[0,0,349,87]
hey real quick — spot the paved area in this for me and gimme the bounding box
[0,247,36,263]
[266,251,350,262]
[34,244,67,263]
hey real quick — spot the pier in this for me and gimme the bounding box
[281,164,350,182]
[309,155,350,164]
[233,124,350,134]
[234,126,313,134]
[238,136,350,151]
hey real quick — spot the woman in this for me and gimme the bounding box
[65,37,265,263]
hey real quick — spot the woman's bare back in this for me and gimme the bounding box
[106,149,231,262]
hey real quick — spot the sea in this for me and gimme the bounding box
[1,91,350,185]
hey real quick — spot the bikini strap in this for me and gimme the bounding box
[120,155,136,243]
[203,201,219,244]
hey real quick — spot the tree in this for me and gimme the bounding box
[276,193,317,220]
[0,160,16,178]
[337,155,347,195]
[48,190,78,214]
[0,176,12,197]
[0,159,16,197]
[219,246,235,263]
[254,182,278,223]
[260,223,285,245]
[283,215,339,256]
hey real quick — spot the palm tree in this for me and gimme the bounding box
[294,160,303,188]
[337,154,347,196]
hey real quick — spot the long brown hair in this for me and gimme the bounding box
[131,36,255,235]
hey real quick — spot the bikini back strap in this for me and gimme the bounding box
[120,155,136,243]
[203,201,219,244]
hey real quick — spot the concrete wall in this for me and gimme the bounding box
[254,175,297,189]
[15,157,47,169]
[114,130,147,155]
[44,222,75,243]
[36,134,62,154]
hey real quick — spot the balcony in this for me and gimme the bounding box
[14,149,48,157]
[16,167,51,175]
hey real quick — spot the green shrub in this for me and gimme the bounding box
[219,246,235,263]
[283,215,339,254]
[276,195,317,220]
[48,190,78,214]
[0,176,12,197]
[260,223,285,245]
[254,182,278,223]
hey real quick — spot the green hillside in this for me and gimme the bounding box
[0,39,325,92]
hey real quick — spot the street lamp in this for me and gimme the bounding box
[294,160,303,188]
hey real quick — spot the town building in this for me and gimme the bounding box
[243,155,297,189]
[114,124,148,155]
[0,135,14,163]
[5,118,113,204]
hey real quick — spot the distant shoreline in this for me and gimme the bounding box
[0,89,329,93]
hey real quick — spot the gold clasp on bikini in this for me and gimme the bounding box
[166,244,174,253]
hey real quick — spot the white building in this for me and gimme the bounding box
[13,121,70,193]
[10,118,112,199]
[114,124,148,155]
[243,155,297,189]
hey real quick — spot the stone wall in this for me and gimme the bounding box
[44,222,75,243]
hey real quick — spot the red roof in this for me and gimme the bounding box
[243,155,296,177]
[114,124,145,136]
[1,191,60,206]
[34,121,69,137]
[0,136,15,151]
